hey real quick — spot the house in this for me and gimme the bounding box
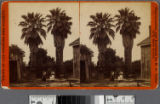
[69,38,93,82]
[137,37,150,80]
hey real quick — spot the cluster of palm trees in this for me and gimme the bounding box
[88,8,141,77]
[19,8,72,74]
[19,7,140,78]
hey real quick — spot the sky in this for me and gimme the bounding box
[9,2,151,64]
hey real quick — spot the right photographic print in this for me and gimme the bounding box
[79,2,158,88]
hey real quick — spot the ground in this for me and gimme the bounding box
[10,78,80,87]
[80,79,150,87]
[10,79,150,87]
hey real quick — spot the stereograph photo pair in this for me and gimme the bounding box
[1,1,159,89]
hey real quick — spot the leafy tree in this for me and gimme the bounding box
[132,60,141,78]
[103,48,124,77]
[63,60,73,78]
[80,44,93,57]
[35,48,55,77]
[9,44,25,58]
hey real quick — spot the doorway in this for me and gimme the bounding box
[80,60,86,82]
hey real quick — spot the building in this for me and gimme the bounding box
[137,37,150,80]
[69,38,93,82]
[9,45,24,82]
[69,38,80,79]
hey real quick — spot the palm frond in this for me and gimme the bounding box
[88,12,115,46]
[46,8,72,38]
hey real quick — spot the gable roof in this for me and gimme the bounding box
[69,38,80,46]
[137,37,150,46]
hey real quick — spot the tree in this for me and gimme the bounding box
[115,8,141,75]
[132,60,141,78]
[35,48,55,78]
[19,13,46,70]
[87,12,115,79]
[103,48,124,77]
[80,44,93,57]
[46,8,72,76]
[9,44,25,58]
[63,60,73,78]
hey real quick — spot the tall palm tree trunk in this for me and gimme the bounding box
[56,46,63,65]
[124,46,132,76]
[97,44,106,79]
[29,44,38,71]
[122,35,133,77]
[54,35,65,78]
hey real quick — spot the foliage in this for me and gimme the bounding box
[103,48,124,77]
[88,12,115,79]
[115,8,141,38]
[28,48,56,77]
[46,8,72,70]
[88,12,115,46]
[132,60,141,78]
[80,44,93,57]
[19,12,46,46]
[35,48,55,69]
[63,60,73,77]
[115,8,141,75]
[9,44,25,58]
[46,8,72,39]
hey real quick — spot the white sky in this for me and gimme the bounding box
[9,2,151,64]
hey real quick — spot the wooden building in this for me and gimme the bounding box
[9,45,24,82]
[137,37,150,80]
[69,38,80,79]
[70,38,93,82]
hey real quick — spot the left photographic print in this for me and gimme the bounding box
[8,2,80,87]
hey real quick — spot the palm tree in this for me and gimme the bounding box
[115,8,141,75]
[19,13,46,70]
[46,8,72,75]
[87,12,115,79]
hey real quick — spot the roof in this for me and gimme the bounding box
[69,38,80,46]
[137,37,150,46]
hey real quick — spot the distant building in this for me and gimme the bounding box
[138,37,150,80]
[70,38,93,81]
